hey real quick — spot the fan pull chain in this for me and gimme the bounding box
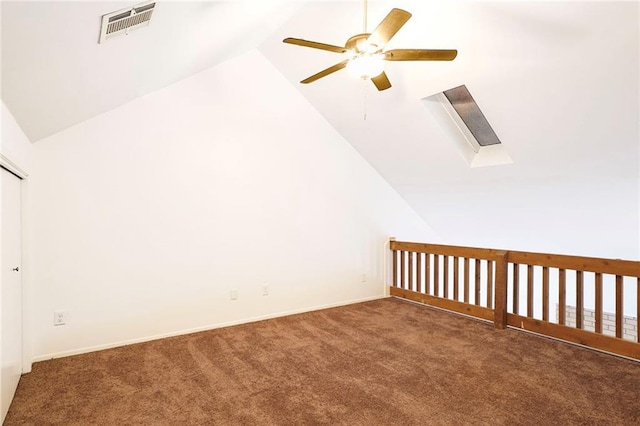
[362,78,368,121]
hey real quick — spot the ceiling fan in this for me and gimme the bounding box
[283,5,457,91]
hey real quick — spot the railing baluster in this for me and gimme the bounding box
[408,252,414,292]
[400,251,406,290]
[527,265,534,317]
[475,259,481,306]
[542,266,549,322]
[442,255,448,298]
[615,275,623,338]
[595,273,603,333]
[453,257,460,301]
[512,263,519,314]
[576,271,584,329]
[425,254,431,296]
[486,260,494,308]
[464,257,470,303]
[558,269,566,325]
[434,254,440,297]
[392,249,398,288]
[416,253,421,292]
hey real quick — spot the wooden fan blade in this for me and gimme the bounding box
[367,8,411,50]
[301,59,350,84]
[384,49,458,61]
[371,72,392,91]
[283,38,348,54]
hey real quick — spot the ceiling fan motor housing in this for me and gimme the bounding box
[345,33,375,52]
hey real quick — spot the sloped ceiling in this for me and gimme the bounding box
[1,0,301,142]
[2,0,639,256]
[262,1,638,181]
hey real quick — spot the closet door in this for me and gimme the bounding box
[1,167,22,422]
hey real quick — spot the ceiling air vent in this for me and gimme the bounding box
[98,2,156,44]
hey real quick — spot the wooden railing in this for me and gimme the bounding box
[390,240,640,360]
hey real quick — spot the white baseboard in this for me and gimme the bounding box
[32,295,385,363]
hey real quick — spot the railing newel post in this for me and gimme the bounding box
[390,237,397,289]
[493,250,509,329]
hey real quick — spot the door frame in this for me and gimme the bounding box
[1,153,32,374]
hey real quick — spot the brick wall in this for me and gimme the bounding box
[558,305,638,341]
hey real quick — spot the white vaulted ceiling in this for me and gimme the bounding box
[2,0,639,257]
[1,0,301,142]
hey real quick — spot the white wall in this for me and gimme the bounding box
[401,173,639,260]
[30,50,436,360]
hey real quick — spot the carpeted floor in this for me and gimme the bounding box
[6,298,640,425]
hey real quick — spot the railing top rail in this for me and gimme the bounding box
[390,240,640,277]
[507,251,640,277]
[390,241,504,261]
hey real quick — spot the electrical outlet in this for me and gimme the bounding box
[230,289,238,300]
[262,285,269,296]
[54,311,66,326]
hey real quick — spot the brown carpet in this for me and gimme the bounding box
[6,298,640,425]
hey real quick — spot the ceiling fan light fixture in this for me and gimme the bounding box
[346,54,384,79]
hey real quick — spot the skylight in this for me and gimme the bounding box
[423,85,512,168]
[443,85,501,147]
